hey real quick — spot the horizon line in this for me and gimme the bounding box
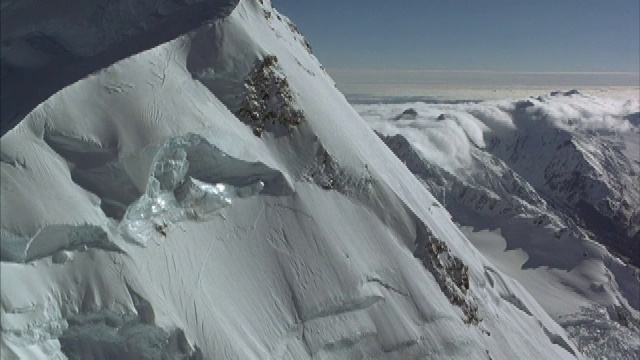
[327,68,640,76]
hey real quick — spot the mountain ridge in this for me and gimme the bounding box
[1,0,590,358]
[362,93,640,358]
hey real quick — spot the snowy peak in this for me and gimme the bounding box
[1,1,585,359]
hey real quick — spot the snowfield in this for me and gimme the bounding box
[356,91,640,359]
[0,0,623,359]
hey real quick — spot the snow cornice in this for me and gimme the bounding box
[0,0,240,136]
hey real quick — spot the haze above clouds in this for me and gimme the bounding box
[273,0,640,99]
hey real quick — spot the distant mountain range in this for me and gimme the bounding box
[358,92,640,358]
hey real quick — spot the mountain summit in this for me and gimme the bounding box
[1,1,585,358]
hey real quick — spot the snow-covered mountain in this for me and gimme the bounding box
[0,0,239,135]
[0,0,598,359]
[357,92,640,359]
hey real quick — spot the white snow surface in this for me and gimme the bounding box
[1,0,584,359]
[356,92,640,359]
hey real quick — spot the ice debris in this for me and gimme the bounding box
[121,136,264,246]
[561,305,640,359]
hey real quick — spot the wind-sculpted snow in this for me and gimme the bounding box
[1,124,275,258]
[1,225,120,264]
[59,285,202,360]
[359,92,640,358]
[1,0,584,358]
[1,0,240,135]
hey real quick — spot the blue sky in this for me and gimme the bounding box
[272,0,639,78]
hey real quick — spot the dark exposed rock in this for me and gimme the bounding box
[236,55,304,136]
[550,89,581,97]
[514,100,535,110]
[394,108,418,120]
[625,112,640,126]
[414,223,479,325]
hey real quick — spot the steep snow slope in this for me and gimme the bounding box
[357,93,640,359]
[2,0,582,359]
[0,0,239,135]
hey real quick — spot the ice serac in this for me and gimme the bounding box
[2,0,582,358]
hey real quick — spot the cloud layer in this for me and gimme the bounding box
[357,91,639,174]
